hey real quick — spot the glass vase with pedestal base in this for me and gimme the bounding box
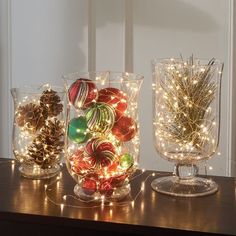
[151,57,223,197]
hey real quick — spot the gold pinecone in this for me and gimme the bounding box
[15,103,48,133]
[40,89,63,117]
[27,118,64,168]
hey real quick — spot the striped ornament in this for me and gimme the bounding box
[68,78,98,109]
[97,87,127,113]
[69,149,96,176]
[84,137,116,168]
[85,103,115,133]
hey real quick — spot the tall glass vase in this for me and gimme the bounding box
[63,71,143,201]
[152,57,223,197]
[11,85,65,179]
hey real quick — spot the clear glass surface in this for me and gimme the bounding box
[63,71,143,201]
[152,58,223,197]
[11,85,65,179]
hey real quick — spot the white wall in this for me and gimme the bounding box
[11,0,88,87]
[95,0,233,176]
[133,0,232,176]
[95,0,124,71]
[0,0,235,176]
[0,0,88,159]
[0,0,11,158]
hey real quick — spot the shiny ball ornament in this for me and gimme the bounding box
[81,174,98,195]
[68,78,98,109]
[68,116,90,143]
[84,137,116,168]
[111,174,128,188]
[85,103,115,133]
[95,162,119,177]
[97,87,127,113]
[112,116,137,142]
[69,149,95,175]
[120,153,134,170]
[69,149,84,174]
[107,162,119,174]
[114,110,123,122]
[99,179,113,197]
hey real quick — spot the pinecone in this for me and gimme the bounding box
[27,118,64,168]
[15,103,48,133]
[40,89,63,117]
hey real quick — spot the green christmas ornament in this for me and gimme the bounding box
[85,103,115,133]
[68,116,90,143]
[120,153,134,169]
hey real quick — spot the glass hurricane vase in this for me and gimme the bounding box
[152,58,223,197]
[63,71,143,201]
[11,85,65,179]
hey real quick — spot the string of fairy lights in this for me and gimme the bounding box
[0,159,222,209]
[152,58,223,164]
[45,169,149,210]
[6,62,224,205]
[64,73,143,201]
[12,84,65,175]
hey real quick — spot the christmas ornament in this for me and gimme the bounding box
[115,110,123,122]
[63,71,143,200]
[27,118,64,168]
[81,174,98,195]
[99,179,113,197]
[68,116,90,143]
[68,78,98,109]
[111,173,128,188]
[112,116,137,142]
[84,137,116,168]
[120,153,134,169]
[97,87,127,113]
[106,162,119,174]
[15,103,48,134]
[69,149,95,175]
[40,89,63,117]
[85,103,115,133]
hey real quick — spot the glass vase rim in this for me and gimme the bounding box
[151,58,223,66]
[62,71,144,84]
[10,84,65,95]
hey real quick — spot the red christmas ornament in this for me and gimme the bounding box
[85,137,116,168]
[68,78,98,109]
[99,179,114,197]
[107,162,119,173]
[112,116,137,142]
[115,110,123,122]
[97,87,127,113]
[111,174,128,188]
[94,161,118,177]
[69,149,95,175]
[81,174,98,195]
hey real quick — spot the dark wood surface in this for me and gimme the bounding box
[0,158,236,236]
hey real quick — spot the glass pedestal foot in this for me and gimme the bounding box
[151,176,218,197]
[19,164,61,179]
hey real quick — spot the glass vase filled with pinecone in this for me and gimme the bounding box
[11,85,65,179]
[63,72,143,202]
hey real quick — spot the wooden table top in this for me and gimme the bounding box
[0,158,235,236]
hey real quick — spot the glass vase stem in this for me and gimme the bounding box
[174,164,198,180]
